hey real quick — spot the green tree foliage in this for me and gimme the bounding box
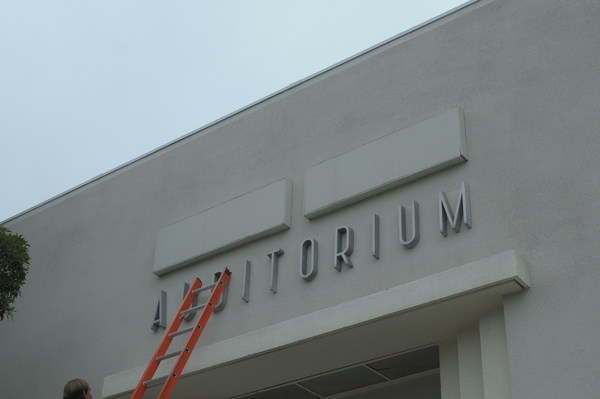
[0,226,30,321]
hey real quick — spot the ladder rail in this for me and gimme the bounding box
[130,267,231,399]
[131,277,202,399]
[157,269,232,399]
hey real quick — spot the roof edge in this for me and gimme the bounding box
[2,0,480,225]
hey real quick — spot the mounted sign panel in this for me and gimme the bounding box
[304,108,467,219]
[153,179,293,275]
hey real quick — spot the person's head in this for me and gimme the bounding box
[63,379,92,399]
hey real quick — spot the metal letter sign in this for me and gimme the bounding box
[300,238,318,281]
[242,261,251,302]
[399,201,420,248]
[150,181,473,330]
[334,226,354,271]
[439,182,472,236]
[372,214,380,259]
[151,290,167,331]
[267,249,284,293]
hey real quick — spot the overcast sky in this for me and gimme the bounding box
[1,1,467,222]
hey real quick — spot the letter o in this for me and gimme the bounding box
[300,238,318,281]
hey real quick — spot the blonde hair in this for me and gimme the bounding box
[63,379,90,399]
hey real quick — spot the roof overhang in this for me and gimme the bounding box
[102,250,529,399]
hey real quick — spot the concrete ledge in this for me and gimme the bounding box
[303,108,467,219]
[103,250,529,398]
[153,178,293,275]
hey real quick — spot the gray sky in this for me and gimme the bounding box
[1,1,466,222]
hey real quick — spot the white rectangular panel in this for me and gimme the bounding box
[153,178,292,275]
[304,108,467,219]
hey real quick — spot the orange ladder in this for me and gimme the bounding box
[131,267,232,399]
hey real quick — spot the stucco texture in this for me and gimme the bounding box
[1,0,599,398]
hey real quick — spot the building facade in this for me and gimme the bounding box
[1,0,599,398]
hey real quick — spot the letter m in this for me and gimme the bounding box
[438,182,472,237]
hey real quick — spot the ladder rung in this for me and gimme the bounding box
[156,350,181,362]
[169,326,193,338]
[192,282,216,295]
[143,375,168,387]
[179,303,206,318]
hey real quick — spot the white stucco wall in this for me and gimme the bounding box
[1,0,599,398]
